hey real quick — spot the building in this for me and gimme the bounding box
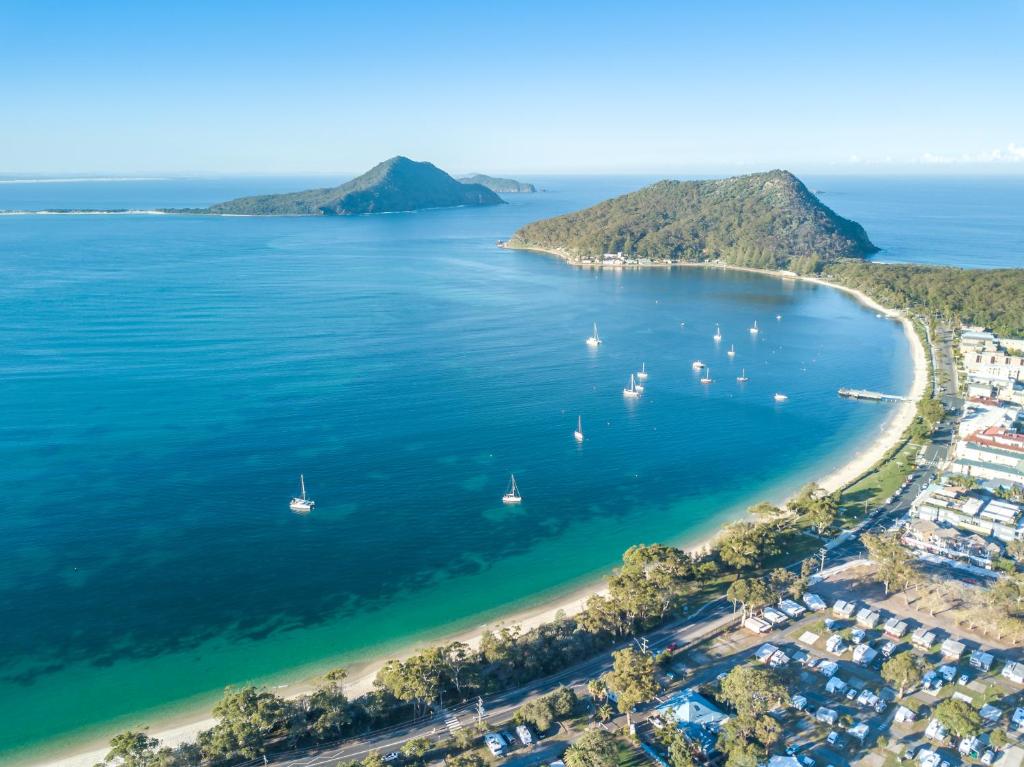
[853,644,878,666]
[911,482,1024,542]
[656,689,729,728]
[826,676,847,695]
[926,718,950,742]
[826,634,847,655]
[1003,661,1024,684]
[913,627,937,649]
[832,599,856,619]
[856,607,881,628]
[951,420,1024,488]
[884,617,909,638]
[942,639,967,660]
[895,706,917,724]
[971,650,995,672]
[816,707,838,725]
[902,518,1001,568]
[778,599,806,619]
[802,592,827,611]
[743,617,771,634]
[849,723,869,742]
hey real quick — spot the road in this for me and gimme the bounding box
[260,319,961,767]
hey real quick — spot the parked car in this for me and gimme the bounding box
[800,757,815,767]
[383,753,400,763]
[827,731,845,748]
[650,716,666,730]
[846,688,859,700]
[904,747,918,761]
[982,751,996,765]
[851,628,866,644]
[875,699,888,714]
[958,673,969,686]
[881,640,897,657]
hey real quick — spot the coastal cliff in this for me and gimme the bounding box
[507,170,877,272]
[202,156,505,215]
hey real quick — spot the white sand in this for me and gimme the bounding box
[38,265,928,767]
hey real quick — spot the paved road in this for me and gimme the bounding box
[262,318,961,767]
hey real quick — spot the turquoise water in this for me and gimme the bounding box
[0,174,993,763]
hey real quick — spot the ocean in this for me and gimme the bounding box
[0,174,1017,763]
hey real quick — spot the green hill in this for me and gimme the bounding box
[458,174,536,193]
[204,157,505,215]
[507,170,877,271]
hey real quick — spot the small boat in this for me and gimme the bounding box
[776,314,782,321]
[737,369,749,383]
[502,473,522,504]
[636,362,648,381]
[727,344,735,357]
[623,374,640,399]
[713,324,722,342]
[289,474,314,513]
[635,381,645,393]
[774,393,789,402]
[691,360,705,371]
[750,320,759,334]
[700,367,713,384]
[573,416,584,443]
[586,323,602,347]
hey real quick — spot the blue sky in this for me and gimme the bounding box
[2,0,1022,175]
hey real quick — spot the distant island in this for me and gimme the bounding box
[199,157,505,216]
[506,170,877,273]
[458,174,536,193]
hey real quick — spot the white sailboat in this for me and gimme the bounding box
[776,314,782,321]
[574,415,584,443]
[736,368,749,383]
[289,474,314,513]
[586,323,602,347]
[750,320,760,334]
[691,360,705,371]
[623,374,640,399]
[700,367,713,384]
[727,344,735,357]
[636,362,648,381]
[713,324,722,342]
[502,473,522,504]
[774,392,789,402]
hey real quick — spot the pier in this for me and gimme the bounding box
[838,388,910,403]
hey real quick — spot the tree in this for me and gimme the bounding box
[198,686,296,760]
[934,699,982,739]
[604,647,659,727]
[881,652,923,697]
[308,668,351,740]
[587,677,608,702]
[103,730,159,767]
[719,665,789,718]
[862,532,917,595]
[807,492,839,535]
[362,752,387,767]
[401,737,432,763]
[768,568,798,601]
[726,578,773,620]
[563,730,618,767]
[596,702,615,723]
[716,522,766,570]
[442,641,477,698]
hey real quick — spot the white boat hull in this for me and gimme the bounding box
[574,431,584,442]
[290,499,314,512]
[502,495,522,505]
[623,390,639,398]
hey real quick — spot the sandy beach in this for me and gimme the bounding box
[39,262,929,767]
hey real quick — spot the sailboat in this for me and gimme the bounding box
[727,344,735,357]
[636,362,648,381]
[713,324,722,342]
[623,374,640,399]
[774,392,789,402]
[776,314,782,321]
[289,475,314,513]
[574,416,584,443]
[736,368,749,383]
[502,473,522,504]
[700,367,713,384]
[750,320,760,334]
[691,360,705,370]
[586,323,602,347]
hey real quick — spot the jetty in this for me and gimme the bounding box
[838,388,910,403]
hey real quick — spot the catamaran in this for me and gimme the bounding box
[636,362,648,381]
[586,323,602,347]
[289,474,314,513]
[700,367,713,384]
[736,368,749,383]
[574,416,584,443]
[502,473,522,504]
[750,320,759,334]
[727,344,735,357]
[623,374,640,399]
[774,392,789,402]
[713,324,722,342]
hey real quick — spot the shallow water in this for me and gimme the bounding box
[2,173,1001,761]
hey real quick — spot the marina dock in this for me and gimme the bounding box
[838,388,910,402]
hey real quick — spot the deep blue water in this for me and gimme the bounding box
[0,174,1013,762]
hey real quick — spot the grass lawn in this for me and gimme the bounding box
[614,737,654,767]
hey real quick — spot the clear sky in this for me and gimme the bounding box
[2,0,1022,175]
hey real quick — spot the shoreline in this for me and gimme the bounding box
[36,257,928,767]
